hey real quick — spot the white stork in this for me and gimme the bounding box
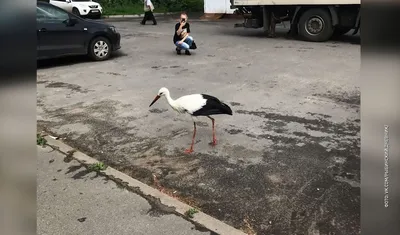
[149,87,233,154]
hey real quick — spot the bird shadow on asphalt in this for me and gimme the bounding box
[37,51,128,69]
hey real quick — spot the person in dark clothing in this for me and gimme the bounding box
[173,13,195,55]
[266,6,290,38]
[268,12,276,37]
[141,0,157,25]
[266,7,276,38]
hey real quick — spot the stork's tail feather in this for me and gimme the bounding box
[221,102,233,115]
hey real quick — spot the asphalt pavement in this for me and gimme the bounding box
[37,18,360,235]
[37,145,210,235]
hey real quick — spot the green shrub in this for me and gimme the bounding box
[155,0,203,12]
[96,0,204,14]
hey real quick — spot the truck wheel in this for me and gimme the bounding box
[88,37,111,61]
[298,8,333,42]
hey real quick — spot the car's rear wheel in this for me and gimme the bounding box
[72,8,80,17]
[88,36,112,61]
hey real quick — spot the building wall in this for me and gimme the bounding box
[204,0,236,14]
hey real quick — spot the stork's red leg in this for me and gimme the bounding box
[185,122,196,154]
[208,116,217,146]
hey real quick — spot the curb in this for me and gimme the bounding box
[103,12,179,19]
[43,136,247,235]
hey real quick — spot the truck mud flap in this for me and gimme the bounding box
[352,26,360,35]
[352,11,361,35]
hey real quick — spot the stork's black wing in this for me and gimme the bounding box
[192,94,233,116]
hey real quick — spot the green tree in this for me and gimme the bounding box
[96,0,203,13]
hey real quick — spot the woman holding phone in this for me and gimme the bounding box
[173,12,196,55]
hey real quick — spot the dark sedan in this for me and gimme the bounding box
[37,1,121,61]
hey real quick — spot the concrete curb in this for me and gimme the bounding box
[103,12,179,19]
[43,136,247,235]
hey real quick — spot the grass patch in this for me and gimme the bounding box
[37,133,47,147]
[88,162,108,172]
[242,216,257,235]
[184,208,199,218]
[103,3,167,16]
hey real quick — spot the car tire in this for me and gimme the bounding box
[298,8,334,42]
[72,8,80,17]
[88,36,112,61]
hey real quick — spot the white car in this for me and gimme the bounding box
[49,0,103,19]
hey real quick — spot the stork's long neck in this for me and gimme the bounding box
[165,92,178,110]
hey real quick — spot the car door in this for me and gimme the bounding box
[37,3,89,59]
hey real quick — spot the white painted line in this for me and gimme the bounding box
[44,136,247,235]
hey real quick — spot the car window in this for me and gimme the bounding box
[37,4,69,23]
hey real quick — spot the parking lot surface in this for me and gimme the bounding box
[37,18,360,234]
[37,145,210,235]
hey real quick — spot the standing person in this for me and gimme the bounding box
[141,0,157,25]
[173,12,196,55]
[266,7,276,38]
[266,7,289,38]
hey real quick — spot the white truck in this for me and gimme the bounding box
[230,0,360,42]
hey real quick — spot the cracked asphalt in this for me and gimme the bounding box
[37,17,360,235]
[37,145,210,235]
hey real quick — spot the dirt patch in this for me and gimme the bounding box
[58,123,91,137]
[236,110,359,136]
[313,90,360,107]
[229,102,242,106]
[149,108,168,114]
[225,129,243,135]
[45,82,90,93]
[307,112,332,119]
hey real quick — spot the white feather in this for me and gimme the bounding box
[175,94,206,114]
[156,88,207,115]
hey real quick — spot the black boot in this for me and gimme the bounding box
[176,48,181,55]
[185,50,191,55]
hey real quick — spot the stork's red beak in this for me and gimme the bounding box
[149,95,161,107]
